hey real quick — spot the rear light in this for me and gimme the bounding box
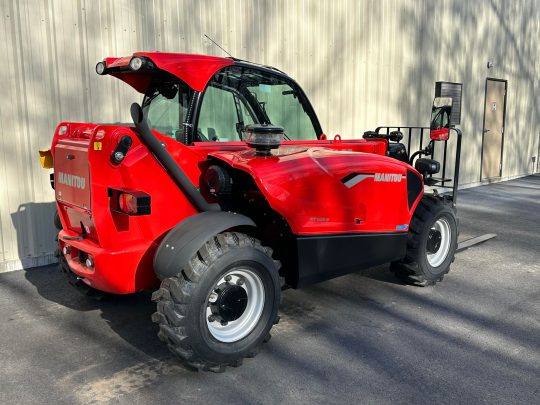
[119,193,138,214]
[109,188,151,216]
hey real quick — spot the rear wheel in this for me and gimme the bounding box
[391,196,457,286]
[151,232,281,372]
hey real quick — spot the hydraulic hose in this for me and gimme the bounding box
[130,103,220,212]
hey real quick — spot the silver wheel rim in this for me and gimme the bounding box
[206,268,265,343]
[427,217,452,267]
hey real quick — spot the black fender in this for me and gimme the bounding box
[153,211,256,280]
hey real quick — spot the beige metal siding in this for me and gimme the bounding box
[1,0,539,271]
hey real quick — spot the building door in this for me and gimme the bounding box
[481,79,507,180]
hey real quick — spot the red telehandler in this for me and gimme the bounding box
[40,52,461,371]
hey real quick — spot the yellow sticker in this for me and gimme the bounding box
[93,142,102,151]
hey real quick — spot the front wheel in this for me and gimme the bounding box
[151,232,281,372]
[391,196,458,286]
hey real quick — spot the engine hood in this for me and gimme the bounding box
[209,147,423,235]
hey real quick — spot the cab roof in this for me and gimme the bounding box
[102,52,235,93]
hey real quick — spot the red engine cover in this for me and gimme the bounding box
[210,148,423,235]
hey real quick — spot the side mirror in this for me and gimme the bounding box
[430,97,453,141]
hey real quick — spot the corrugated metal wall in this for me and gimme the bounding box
[1,0,539,271]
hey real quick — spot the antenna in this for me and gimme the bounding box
[204,34,234,58]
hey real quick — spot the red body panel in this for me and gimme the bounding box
[104,52,234,93]
[210,148,422,235]
[54,123,200,293]
[55,140,91,210]
[52,121,411,294]
[51,52,425,294]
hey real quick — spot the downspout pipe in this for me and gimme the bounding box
[130,103,220,212]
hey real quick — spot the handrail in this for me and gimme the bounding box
[375,125,461,206]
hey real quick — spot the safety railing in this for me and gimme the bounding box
[375,126,462,205]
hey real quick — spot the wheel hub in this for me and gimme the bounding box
[210,284,248,322]
[427,229,442,253]
[206,269,266,343]
[426,217,452,268]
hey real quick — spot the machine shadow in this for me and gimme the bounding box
[352,264,408,285]
[20,260,410,369]
[10,203,171,363]
[12,205,468,366]
[21,264,171,362]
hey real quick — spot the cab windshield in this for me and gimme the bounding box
[197,67,319,142]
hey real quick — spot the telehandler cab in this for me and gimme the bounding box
[41,52,461,371]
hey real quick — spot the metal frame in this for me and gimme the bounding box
[375,126,462,206]
[480,78,508,181]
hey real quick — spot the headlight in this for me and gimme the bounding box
[129,57,144,71]
[95,61,106,75]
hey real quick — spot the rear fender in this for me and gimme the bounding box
[153,211,255,280]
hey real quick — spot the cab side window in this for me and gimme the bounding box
[142,82,194,141]
[146,93,179,136]
[197,86,255,142]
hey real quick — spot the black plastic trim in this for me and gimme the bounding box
[407,170,423,210]
[153,211,256,280]
[295,232,407,288]
[110,135,133,164]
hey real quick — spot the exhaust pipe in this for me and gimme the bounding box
[130,103,220,212]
